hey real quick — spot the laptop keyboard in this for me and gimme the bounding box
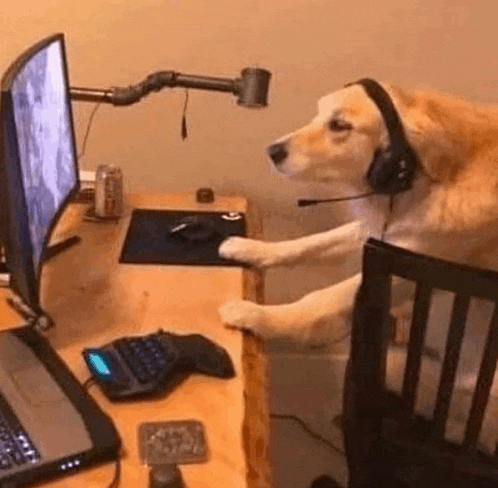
[0,408,40,471]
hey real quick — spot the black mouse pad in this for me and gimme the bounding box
[119,209,248,267]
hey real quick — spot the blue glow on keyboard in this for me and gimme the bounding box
[88,353,111,376]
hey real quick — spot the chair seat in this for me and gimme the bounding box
[364,390,498,488]
[375,435,498,488]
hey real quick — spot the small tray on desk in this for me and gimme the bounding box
[119,208,247,267]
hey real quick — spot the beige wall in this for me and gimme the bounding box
[2,0,498,308]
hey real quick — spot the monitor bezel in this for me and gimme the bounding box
[0,32,81,316]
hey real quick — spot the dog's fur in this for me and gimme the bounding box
[217,82,498,450]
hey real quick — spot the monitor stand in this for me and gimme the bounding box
[0,235,80,332]
[1,236,81,272]
[0,255,6,275]
[42,235,81,263]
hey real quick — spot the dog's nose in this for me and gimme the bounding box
[267,142,288,165]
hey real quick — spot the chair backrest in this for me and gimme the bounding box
[349,237,498,455]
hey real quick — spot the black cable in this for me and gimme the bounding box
[181,89,189,140]
[81,378,121,487]
[270,413,345,456]
[106,453,121,488]
[82,377,97,391]
[78,101,101,160]
[297,192,377,207]
[381,195,395,242]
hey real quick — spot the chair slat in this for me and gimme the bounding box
[463,304,498,450]
[350,275,392,394]
[402,283,433,411]
[432,293,471,437]
[365,238,498,302]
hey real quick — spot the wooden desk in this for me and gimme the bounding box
[0,191,271,488]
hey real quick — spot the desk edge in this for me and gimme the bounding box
[242,199,272,488]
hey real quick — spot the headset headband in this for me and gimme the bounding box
[346,78,419,195]
[346,78,417,155]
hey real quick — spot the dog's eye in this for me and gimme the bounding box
[328,119,352,132]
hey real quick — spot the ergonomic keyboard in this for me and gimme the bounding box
[83,329,235,401]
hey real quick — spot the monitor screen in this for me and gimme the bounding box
[0,33,79,314]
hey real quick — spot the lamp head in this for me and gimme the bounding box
[236,68,271,108]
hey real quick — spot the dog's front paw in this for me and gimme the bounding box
[218,237,276,267]
[218,299,267,335]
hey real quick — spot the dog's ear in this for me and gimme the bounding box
[390,86,467,183]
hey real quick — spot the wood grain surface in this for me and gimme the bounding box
[0,190,271,488]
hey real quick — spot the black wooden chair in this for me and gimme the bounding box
[313,237,498,488]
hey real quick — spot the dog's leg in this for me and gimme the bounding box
[219,273,362,344]
[219,273,416,345]
[218,220,369,344]
[219,220,368,268]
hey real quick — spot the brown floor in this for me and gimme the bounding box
[268,352,349,488]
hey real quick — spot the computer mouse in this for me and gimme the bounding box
[167,216,220,243]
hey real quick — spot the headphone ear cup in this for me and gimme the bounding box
[349,79,419,196]
[367,148,394,193]
[367,147,415,194]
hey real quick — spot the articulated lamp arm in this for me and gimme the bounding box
[69,67,271,108]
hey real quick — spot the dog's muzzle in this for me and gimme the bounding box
[267,142,288,166]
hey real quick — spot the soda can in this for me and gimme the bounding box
[95,165,123,218]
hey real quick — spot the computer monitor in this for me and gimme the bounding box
[0,33,80,316]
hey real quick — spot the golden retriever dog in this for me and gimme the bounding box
[218,79,498,451]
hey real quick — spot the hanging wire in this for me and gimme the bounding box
[78,101,101,160]
[181,89,189,140]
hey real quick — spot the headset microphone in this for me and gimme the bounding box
[297,192,377,207]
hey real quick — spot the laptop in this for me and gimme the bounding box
[0,326,120,487]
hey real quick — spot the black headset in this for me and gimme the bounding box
[297,79,420,206]
[345,78,419,195]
